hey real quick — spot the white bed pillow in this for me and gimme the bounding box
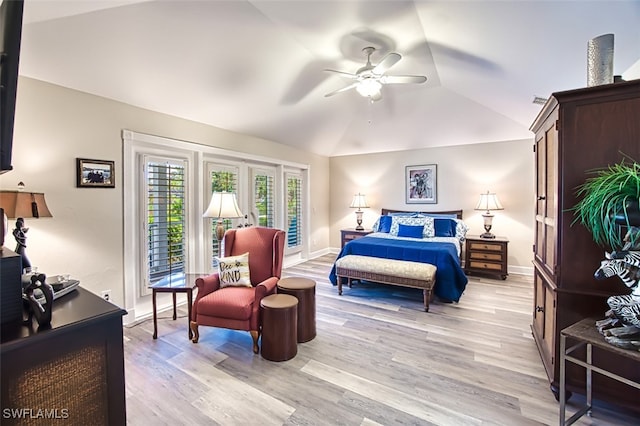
[454,219,469,241]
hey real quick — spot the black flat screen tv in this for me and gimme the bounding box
[1,0,24,173]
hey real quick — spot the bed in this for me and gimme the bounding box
[329,208,469,302]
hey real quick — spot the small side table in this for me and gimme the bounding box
[149,273,203,340]
[260,294,298,362]
[464,235,509,280]
[559,318,640,425]
[277,277,316,342]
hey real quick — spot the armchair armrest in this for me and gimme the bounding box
[255,277,278,300]
[193,273,220,300]
[251,277,279,326]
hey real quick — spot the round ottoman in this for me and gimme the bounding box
[277,277,316,343]
[260,294,298,361]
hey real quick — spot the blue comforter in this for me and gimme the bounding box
[329,235,468,302]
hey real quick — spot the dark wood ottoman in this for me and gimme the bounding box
[260,294,298,361]
[277,277,316,343]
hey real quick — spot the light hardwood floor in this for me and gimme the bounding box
[124,254,639,425]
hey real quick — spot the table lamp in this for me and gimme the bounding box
[203,192,244,252]
[349,193,369,231]
[474,190,503,239]
[0,184,53,269]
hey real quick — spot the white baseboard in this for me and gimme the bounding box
[508,264,534,276]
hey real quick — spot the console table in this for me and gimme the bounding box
[1,287,127,425]
[559,318,640,425]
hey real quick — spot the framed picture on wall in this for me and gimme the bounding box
[76,158,115,188]
[406,164,437,204]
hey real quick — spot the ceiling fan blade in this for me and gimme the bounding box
[380,75,427,84]
[372,52,401,75]
[324,69,358,79]
[324,82,359,97]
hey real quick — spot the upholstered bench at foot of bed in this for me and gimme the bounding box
[334,255,437,312]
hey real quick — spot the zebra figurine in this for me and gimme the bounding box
[594,251,640,298]
[611,250,640,267]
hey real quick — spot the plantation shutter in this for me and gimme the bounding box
[286,173,302,249]
[252,168,275,228]
[145,158,186,286]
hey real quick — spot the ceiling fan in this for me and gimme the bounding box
[324,46,427,102]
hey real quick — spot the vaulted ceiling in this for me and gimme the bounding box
[18,0,640,157]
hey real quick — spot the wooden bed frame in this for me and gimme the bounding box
[381,208,463,220]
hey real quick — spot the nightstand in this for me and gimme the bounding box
[464,235,509,280]
[341,229,372,248]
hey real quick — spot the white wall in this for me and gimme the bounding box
[3,77,330,311]
[329,140,535,274]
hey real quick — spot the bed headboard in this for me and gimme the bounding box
[381,208,463,219]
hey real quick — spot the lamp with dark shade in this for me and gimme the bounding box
[0,186,53,269]
[203,192,244,252]
[349,193,369,231]
[474,190,503,239]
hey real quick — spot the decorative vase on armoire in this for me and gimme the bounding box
[529,78,640,414]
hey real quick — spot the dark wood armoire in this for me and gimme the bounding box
[530,79,640,411]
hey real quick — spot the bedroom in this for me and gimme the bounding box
[1,1,639,424]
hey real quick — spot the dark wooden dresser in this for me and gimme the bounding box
[530,79,640,412]
[1,287,127,425]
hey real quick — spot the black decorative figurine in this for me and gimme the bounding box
[22,273,53,327]
[13,217,31,270]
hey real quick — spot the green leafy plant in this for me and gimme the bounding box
[572,158,640,250]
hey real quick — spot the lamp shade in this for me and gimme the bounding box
[349,193,369,210]
[203,192,243,219]
[0,191,53,219]
[474,191,503,213]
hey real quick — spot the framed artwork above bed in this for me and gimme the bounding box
[406,164,437,204]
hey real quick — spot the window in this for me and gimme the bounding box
[286,172,302,251]
[144,157,187,285]
[123,130,309,324]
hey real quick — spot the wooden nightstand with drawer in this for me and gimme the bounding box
[341,229,372,248]
[464,235,509,280]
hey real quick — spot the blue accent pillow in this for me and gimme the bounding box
[434,218,456,237]
[397,224,424,238]
[377,215,392,233]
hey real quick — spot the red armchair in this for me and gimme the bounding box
[190,226,285,353]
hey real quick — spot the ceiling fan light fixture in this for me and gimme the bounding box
[356,79,382,97]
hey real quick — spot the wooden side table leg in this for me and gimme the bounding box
[152,289,158,339]
[172,291,177,320]
[559,334,567,425]
[586,343,593,416]
[187,288,193,340]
